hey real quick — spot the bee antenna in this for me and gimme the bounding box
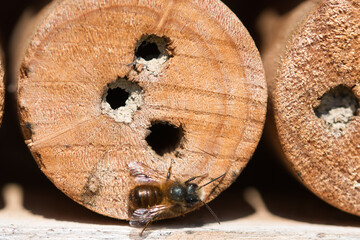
[198,173,225,190]
[200,200,220,224]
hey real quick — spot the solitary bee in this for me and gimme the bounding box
[128,161,225,236]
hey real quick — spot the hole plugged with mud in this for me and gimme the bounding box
[135,34,172,62]
[314,85,359,136]
[101,77,143,123]
[106,87,130,109]
[146,121,184,156]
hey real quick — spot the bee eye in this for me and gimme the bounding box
[169,184,186,202]
[185,193,199,204]
[186,184,198,194]
[185,184,199,205]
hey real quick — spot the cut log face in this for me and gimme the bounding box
[17,0,267,220]
[261,0,360,216]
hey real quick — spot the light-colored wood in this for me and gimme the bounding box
[260,0,360,216]
[16,0,267,220]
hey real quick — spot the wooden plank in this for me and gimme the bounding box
[0,184,359,239]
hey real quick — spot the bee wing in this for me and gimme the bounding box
[129,205,170,226]
[128,161,167,184]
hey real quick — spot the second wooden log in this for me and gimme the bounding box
[260,0,360,216]
[16,0,267,220]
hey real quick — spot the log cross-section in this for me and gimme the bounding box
[260,0,360,216]
[17,0,267,220]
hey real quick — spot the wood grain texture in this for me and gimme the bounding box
[17,0,267,220]
[260,0,360,216]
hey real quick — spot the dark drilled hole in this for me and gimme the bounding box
[146,121,184,156]
[135,34,172,62]
[106,87,130,109]
[135,41,161,61]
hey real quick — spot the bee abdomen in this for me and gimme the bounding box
[130,185,163,209]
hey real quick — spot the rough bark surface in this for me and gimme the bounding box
[261,0,360,216]
[17,0,267,220]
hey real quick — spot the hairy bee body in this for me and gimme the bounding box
[128,161,224,236]
[130,185,164,209]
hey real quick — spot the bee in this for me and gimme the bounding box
[128,161,225,236]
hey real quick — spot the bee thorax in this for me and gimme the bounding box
[168,183,186,202]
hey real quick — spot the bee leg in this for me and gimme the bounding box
[166,161,174,181]
[140,214,160,236]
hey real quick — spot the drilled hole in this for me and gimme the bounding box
[134,34,172,71]
[106,88,130,109]
[101,77,143,123]
[146,121,184,156]
[136,41,161,61]
[314,85,359,137]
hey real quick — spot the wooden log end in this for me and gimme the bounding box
[262,0,360,216]
[17,0,267,220]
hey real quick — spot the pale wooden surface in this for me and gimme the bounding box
[260,0,360,216]
[16,0,267,220]
[0,183,359,240]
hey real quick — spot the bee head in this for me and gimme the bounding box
[185,183,200,206]
[168,183,201,206]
